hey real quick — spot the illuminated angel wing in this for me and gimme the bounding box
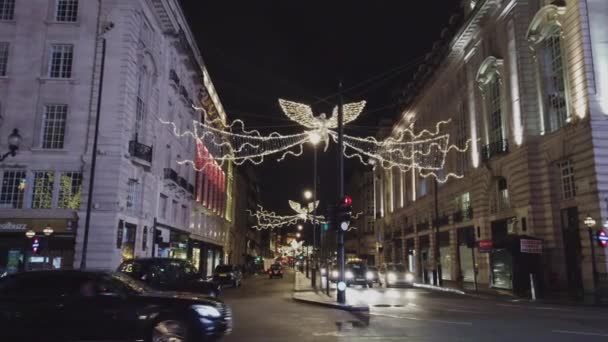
[278,99,317,128]
[289,200,305,214]
[307,200,319,213]
[328,101,367,128]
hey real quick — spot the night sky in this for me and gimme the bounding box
[180,1,462,224]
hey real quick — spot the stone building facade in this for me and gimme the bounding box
[375,0,608,298]
[0,0,237,273]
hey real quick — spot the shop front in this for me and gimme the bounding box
[0,218,76,274]
[153,222,189,260]
[457,226,476,284]
[438,231,451,282]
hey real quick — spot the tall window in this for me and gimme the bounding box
[418,176,428,198]
[172,200,178,223]
[182,205,188,226]
[487,77,503,145]
[55,0,78,22]
[41,104,67,149]
[134,66,148,141]
[456,101,469,174]
[0,171,26,209]
[0,42,8,76]
[49,44,73,78]
[32,171,55,209]
[159,194,168,219]
[58,172,82,209]
[558,160,576,199]
[541,33,568,132]
[126,179,141,215]
[0,0,15,20]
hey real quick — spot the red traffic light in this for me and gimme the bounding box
[342,195,352,206]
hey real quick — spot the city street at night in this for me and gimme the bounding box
[221,268,608,341]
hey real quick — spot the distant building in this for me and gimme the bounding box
[373,0,608,299]
[0,0,237,273]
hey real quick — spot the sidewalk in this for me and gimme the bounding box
[292,270,369,311]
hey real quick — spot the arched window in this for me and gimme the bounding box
[527,4,570,134]
[134,52,157,142]
[476,56,508,160]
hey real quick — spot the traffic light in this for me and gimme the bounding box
[335,195,352,231]
[323,223,329,231]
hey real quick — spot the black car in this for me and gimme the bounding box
[345,262,373,287]
[213,264,243,287]
[268,264,283,279]
[118,258,221,298]
[0,270,231,342]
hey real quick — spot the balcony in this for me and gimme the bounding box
[128,140,153,163]
[481,139,509,162]
[163,168,178,183]
[453,207,474,223]
[433,214,450,227]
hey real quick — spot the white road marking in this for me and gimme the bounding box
[370,312,473,326]
[552,330,608,337]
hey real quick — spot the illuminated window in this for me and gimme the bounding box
[58,172,82,209]
[0,170,26,209]
[32,171,55,209]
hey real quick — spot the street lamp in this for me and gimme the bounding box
[303,190,313,201]
[0,129,22,162]
[43,225,54,236]
[297,224,303,231]
[583,214,599,303]
[25,229,35,239]
[296,232,301,238]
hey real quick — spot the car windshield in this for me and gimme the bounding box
[387,264,407,272]
[215,265,233,273]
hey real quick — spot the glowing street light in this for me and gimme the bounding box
[297,225,303,231]
[296,232,301,238]
[303,190,313,200]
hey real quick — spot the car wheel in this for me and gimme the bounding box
[152,319,188,342]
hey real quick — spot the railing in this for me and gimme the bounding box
[163,168,178,183]
[481,139,509,162]
[434,214,450,227]
[128,140,153,163]
[453,207,474,223]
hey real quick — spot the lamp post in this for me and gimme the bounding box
[309,130,320,288]
[583,214,599,303]
[0,129,22,162]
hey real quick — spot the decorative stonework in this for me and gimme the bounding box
[476,56,503,89]
[526,5,567,45]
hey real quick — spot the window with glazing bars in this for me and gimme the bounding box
[0,0,14,20]
[542,33,568,133]
[456,101,469,173]
[126,179,141,214]
[31,171,55,209]
[58,172,82,209]
[0,42,8,76]
[487,77,503,145]
[56,0,78,22]
[49,44,73,78]
[159,194,168,219]
[134,66,148,140]
[42,104,67,149]
[0,171,26,209]
[559,160,576,199]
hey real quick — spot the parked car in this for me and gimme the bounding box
[0,270,232,342]
[213,264,243,287]
[345,262,373,287]
[366,266,382,286]
[268,264,283,279]
[380,263,415,288]
[117,258,221,297]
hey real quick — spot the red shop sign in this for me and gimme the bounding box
[598,229,608,248]
[478,239,492,253]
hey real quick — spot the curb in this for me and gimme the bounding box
[292,294,370,312]
[413,283,466,295]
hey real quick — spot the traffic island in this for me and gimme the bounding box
[292,270,369,312]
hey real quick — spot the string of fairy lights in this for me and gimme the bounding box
[160,97,472,229]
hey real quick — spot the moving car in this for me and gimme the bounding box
[366,266,382,286]
[381,263,415,288]
[345,262,374,287]
[0,270,231,342]
[118,258,221,297]
[268,264,283,279]
[213,264,243,287]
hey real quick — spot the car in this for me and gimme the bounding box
[381,263,415,288]
[213,264,243,287]
[0,270,232,342]
[268,264,283,279]
[345,262,373,287]
[117,258,221,298]
[366,266,382,286]
[329,266,339,283]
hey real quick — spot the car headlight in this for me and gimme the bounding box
[387,273,397,283]
[345,271,354,279]
[331,270,339,278]
[405,273,414,282]
[192,305,221,318]
[366,271,374,280]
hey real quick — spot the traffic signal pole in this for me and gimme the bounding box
[311,146,318,288]
[337,82,346,305]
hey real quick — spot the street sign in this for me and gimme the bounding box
[598,229,608,248]
[520,239,542,254]
[478,239,492,253]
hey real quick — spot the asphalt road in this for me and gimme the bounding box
[220,269,608,341]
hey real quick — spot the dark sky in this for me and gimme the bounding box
[180,1,463,221]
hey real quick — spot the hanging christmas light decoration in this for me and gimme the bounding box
[247,205,327,230]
